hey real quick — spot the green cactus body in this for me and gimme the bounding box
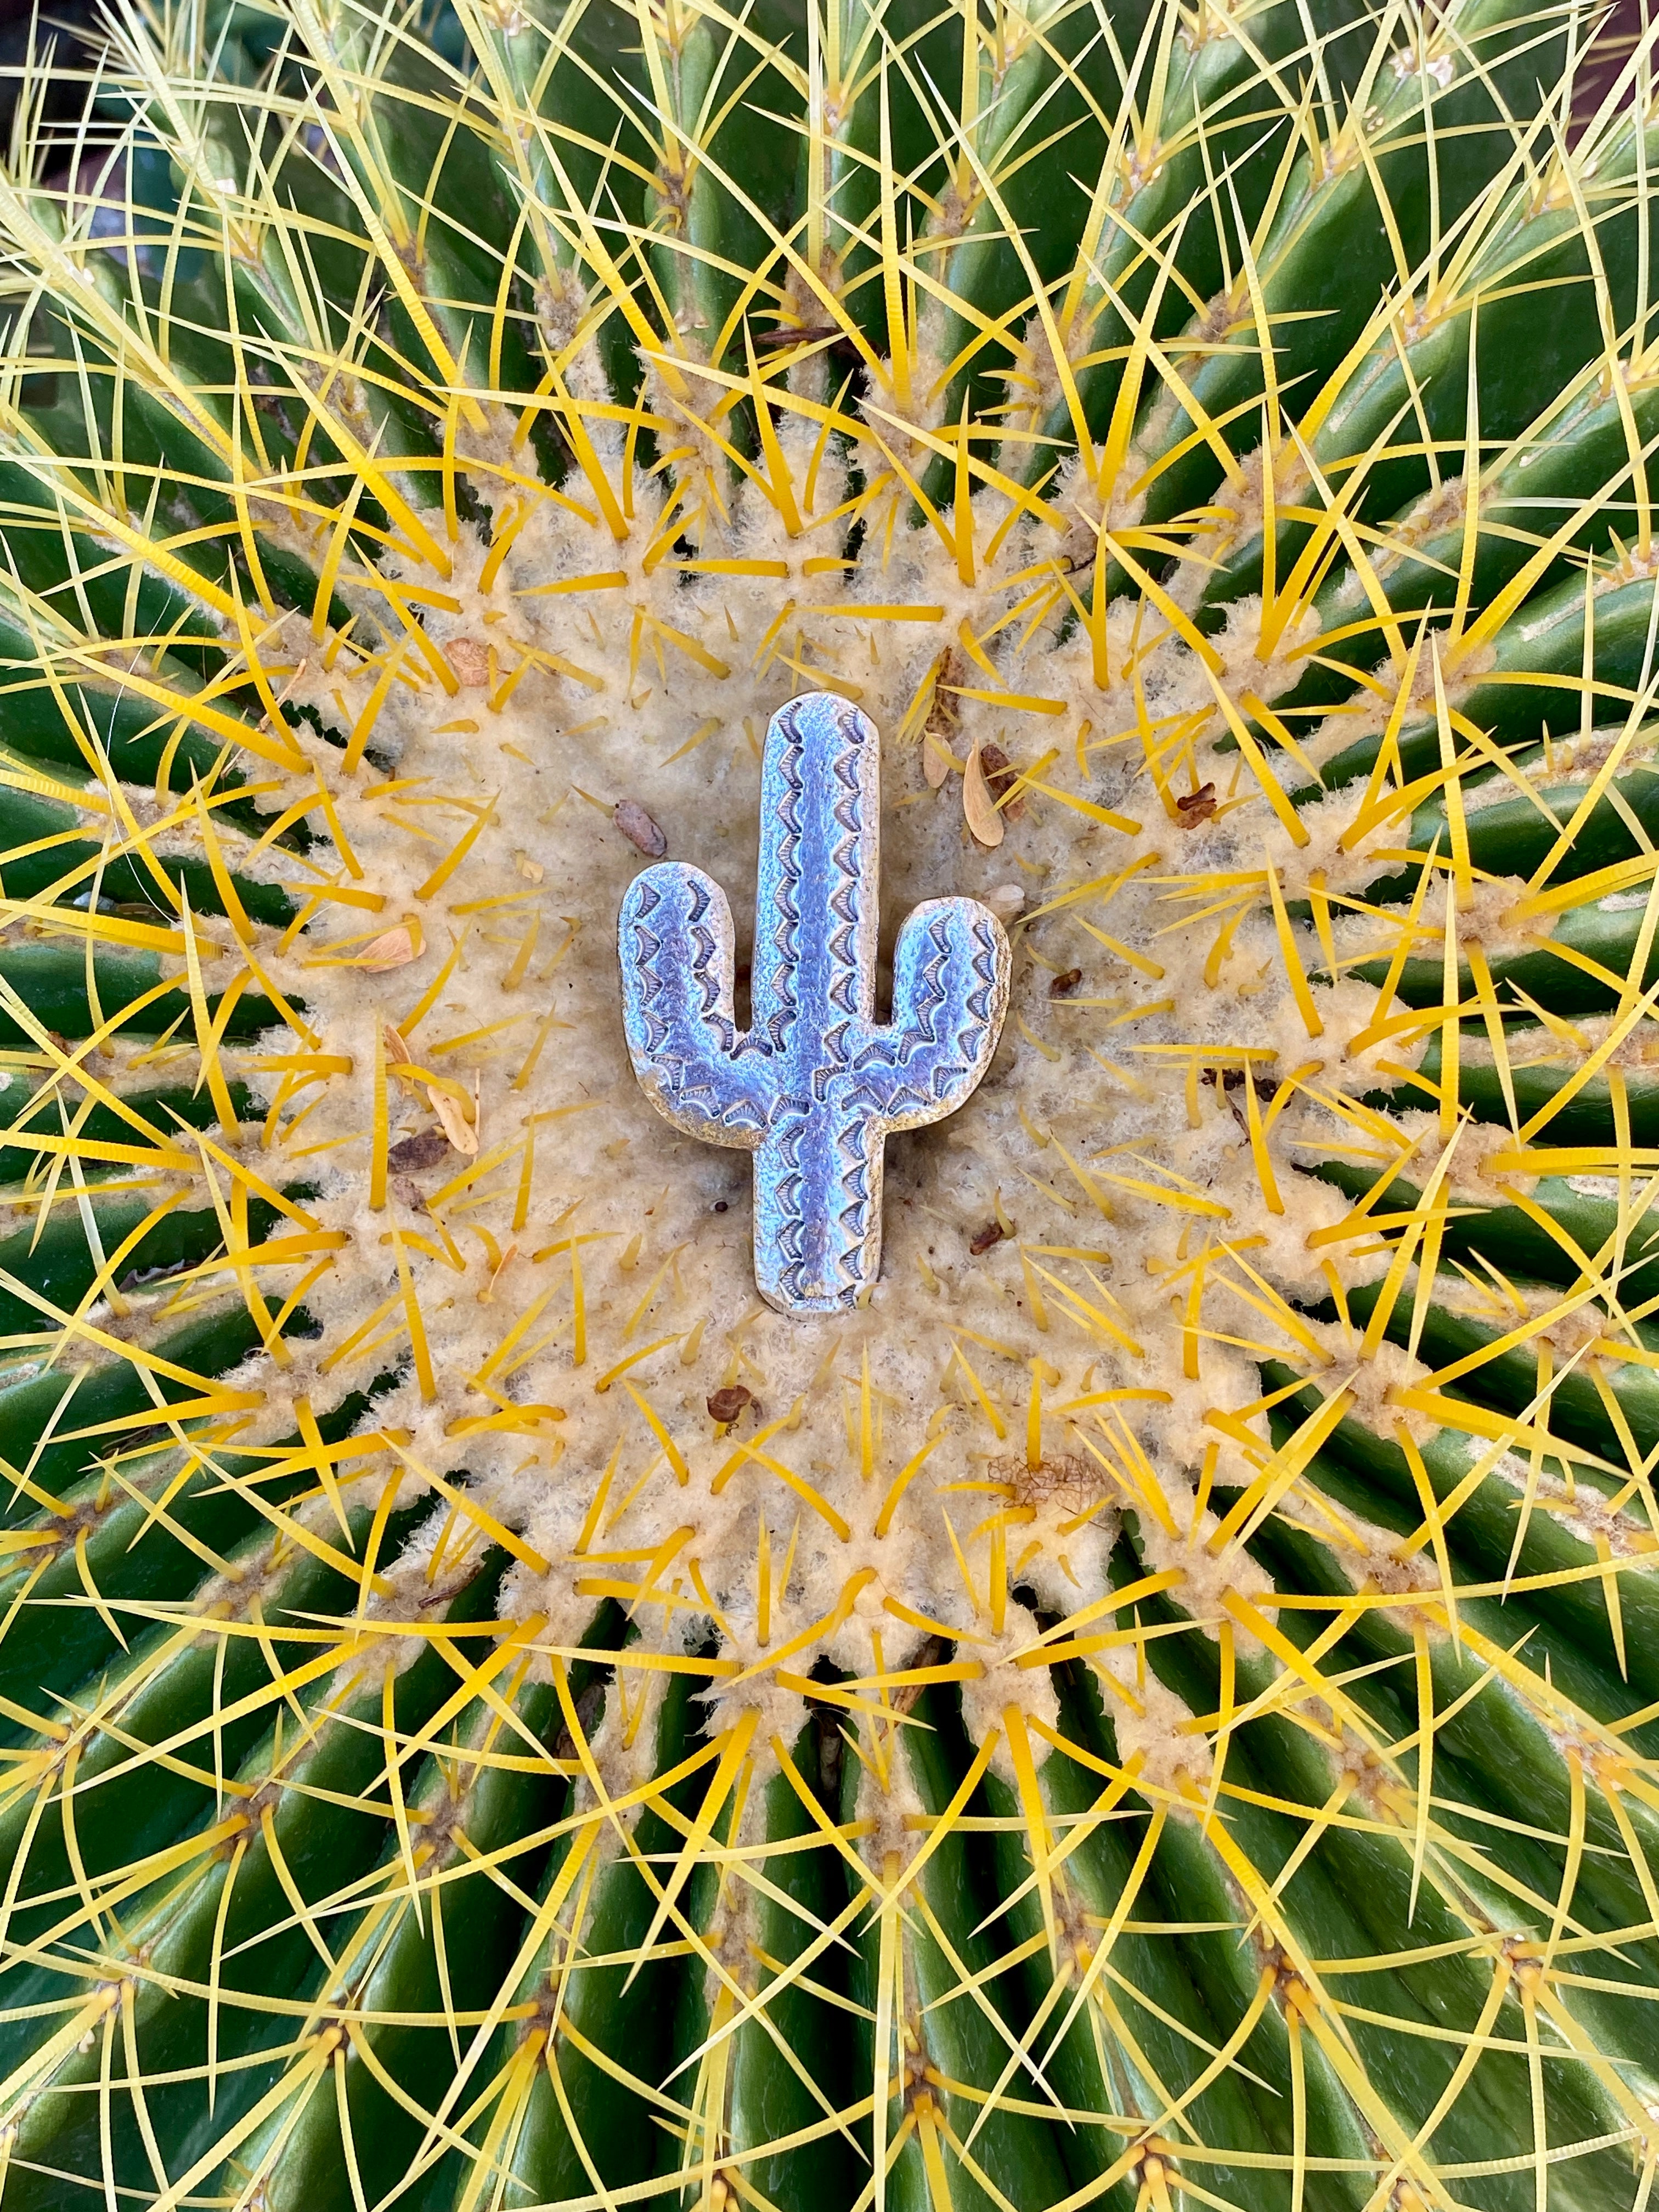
[3,0,1659,2203]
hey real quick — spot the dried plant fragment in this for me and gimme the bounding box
[428,1085,479,1156]
[963,741,1005,848]
[615,798,668,856]
[387,1130,452,1172]
[447,638,491,687]
[978,742,1025,819]
[357,923,421,970]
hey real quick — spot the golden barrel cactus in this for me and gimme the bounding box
[1,0,1658,2202]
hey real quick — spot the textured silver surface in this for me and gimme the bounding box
[618,692,1012,1315]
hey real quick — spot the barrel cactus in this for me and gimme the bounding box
[4,0,1659,2203]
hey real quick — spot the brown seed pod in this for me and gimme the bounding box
[1175,782,1217,825]
[1049,968,1083,997]
[707,1384,753,1424]
[969,1221,1006,1256]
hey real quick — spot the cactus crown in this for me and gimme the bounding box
[2,0,1659,2204]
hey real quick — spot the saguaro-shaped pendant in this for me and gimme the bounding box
[618,693,1012,1315]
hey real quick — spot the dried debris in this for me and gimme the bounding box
[993,1452,1099,1511]
[978,742,1025,819]
[963,742,1005,849]
[446,637,491,688]
[359,924,420,970]
[428,1085,479,1156]
[615,799,668,857]
[893,1635,946,1714]
[387,1130,452,1172]
[925,648,962,746]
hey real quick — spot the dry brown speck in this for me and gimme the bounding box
[969,1222,1006,1256]
[707,1385,753,1424]
[1175,782,1217,825]
[1050,968,1082,997]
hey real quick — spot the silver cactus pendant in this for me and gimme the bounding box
[618,692,1012,1316]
